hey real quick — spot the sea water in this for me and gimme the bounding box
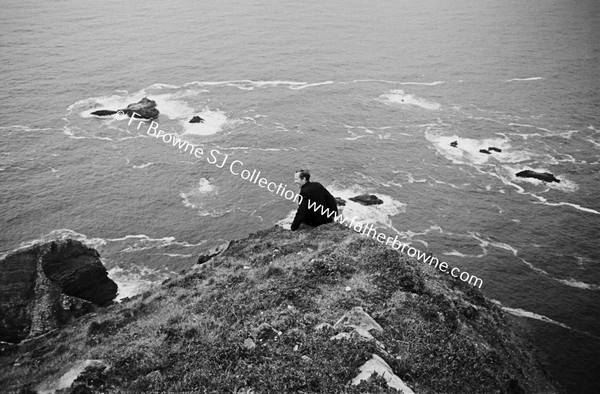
[1,0,598,391]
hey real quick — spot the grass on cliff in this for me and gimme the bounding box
[0,223,556,393]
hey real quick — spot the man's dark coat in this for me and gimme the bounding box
[291,181,338,231]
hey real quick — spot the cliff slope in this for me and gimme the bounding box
[0,224,556,393]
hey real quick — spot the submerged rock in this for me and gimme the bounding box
[349,194,383,206]
[0,239,117,342]
[516,170,560,183]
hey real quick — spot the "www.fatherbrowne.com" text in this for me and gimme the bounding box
[310,202,483,288]
[123,112,483,289]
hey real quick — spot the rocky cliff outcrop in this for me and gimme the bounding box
[0,225,557,393]
[0,239,117,343]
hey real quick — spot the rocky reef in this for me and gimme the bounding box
[516,170,561,183]
[0,239,117,343]
[90,97,159,119]
[0,225,557,393]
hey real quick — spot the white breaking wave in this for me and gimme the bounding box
[379,89,441,110]
[505,77,543,82]
[399,81,445,86]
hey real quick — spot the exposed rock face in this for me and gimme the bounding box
[189,116,204,123]
[91,97,159,119]
[121,97,159,119]
[349,194,383,206]
[334,197,346,206]
[351,354,415,393]
[35,359,109,394]
[196,241,230,265]
[516,170,560,183]
[0,239,117,343]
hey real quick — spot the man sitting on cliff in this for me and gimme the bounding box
[291,169,338,231]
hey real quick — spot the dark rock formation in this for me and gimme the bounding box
[121,97,159,119]
[189,116,205,123]
[335,197,346,206]
[516,170,560,183]
[479,149,491,154]
[488,147,502,152]
[90,110,117,117]
[91,97,159,119]
[450,141,458,147]
[349,194,383,206]
[0,239,117,343]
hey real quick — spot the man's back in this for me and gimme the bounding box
[291,181,338,231]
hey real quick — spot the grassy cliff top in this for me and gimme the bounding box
[1,223,557,393]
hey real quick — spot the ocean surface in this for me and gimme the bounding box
[1,0,598,391]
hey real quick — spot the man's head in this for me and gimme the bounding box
[294,169,310,187]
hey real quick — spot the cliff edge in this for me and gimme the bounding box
[0,239,118,343]
[0,224,556,393]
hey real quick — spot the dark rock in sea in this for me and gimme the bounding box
[190,116,205,123]
[516,170,560,183]
[349,194,383,206]
[335,197,346,206]
[121,97,159,119]
[488,147,502,152]
[0,239,117,343]
[450,141,458,147]
[479,149,491,154]
[90,97,159,120]
[90,110,118,117]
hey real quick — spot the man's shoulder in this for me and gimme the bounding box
[303,182,325,193]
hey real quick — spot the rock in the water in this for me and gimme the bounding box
[92,97,159,120]
[516,170,560,183]
[121,97,159,119]
[350,354,415,393]
[334,306,383,333]
[349,194,383,206]
[479,149,491,154]
[190,116,205,123]
[488,147,502,152]
[335,197,346,206]
[0,239,117,343]
[90,110,118,117]
[450,141,458,147]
